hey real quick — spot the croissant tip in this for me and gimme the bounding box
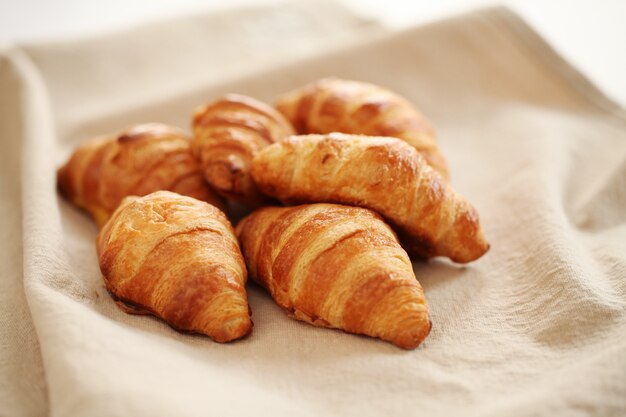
[211,316,254,343]
[394,316,432,350]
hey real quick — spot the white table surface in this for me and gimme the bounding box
[0,0,624,107]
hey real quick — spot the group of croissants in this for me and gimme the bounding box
[57,77,489,349]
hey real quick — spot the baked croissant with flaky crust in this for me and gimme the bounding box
[57,123,225,227]
[191,94,295,206]
[236,203,431,349]
[97,191,252,343]
[251,133,489,263]
[275,77,449,178]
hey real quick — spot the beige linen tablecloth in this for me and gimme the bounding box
[1,2,625,417]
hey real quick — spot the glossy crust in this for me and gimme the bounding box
[191,94,295,206]
[251,133,489,263]
[57,123,226,227]
[96,191,252,343]
[236,203,431,349]
[275,77,449,178]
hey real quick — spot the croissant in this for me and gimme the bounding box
[58,123,226,227]
[236,203,431,349]
[191,94,295,206]
[251,133,489,263]
[97,191,252,343]
[275,77,449,178]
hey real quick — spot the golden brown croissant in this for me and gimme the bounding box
[191,94,295,206]
[251,133,489,263]
[57,123,226,228]
[97,191,252,343]
[236,203,431,349]
[275,77,449,178]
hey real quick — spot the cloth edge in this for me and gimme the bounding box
[488,6,626,123]
[145,5,626,126]
[16,0,379,49]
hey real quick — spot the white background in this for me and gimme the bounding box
[0,0,624,106]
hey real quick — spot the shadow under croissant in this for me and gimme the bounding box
[57,197,99,235]
[104,288,254,343]
[412,258,469,292]
[243,281,432,351]
[93,280,426,353]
